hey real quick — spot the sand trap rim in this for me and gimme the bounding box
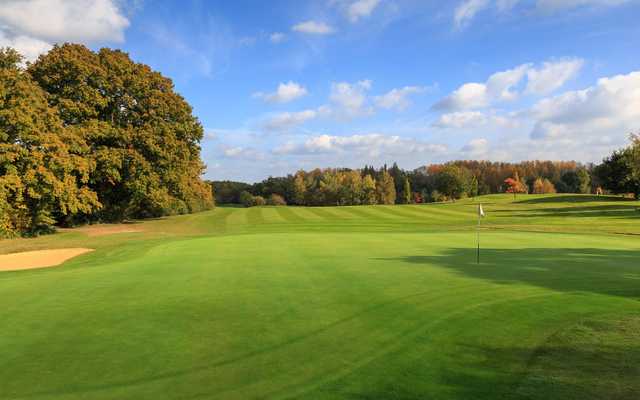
[0,248,94,272]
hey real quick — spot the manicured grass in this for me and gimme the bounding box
[1,194,639,399]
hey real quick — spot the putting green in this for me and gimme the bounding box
[1,195,639,399]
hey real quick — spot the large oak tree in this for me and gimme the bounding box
[28,44,212,221]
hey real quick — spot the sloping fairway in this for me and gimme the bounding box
[1,195,639,399]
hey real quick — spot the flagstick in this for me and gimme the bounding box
[477,208,480,264]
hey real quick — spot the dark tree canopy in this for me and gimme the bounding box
[595,135,640,199]
[434,165,471,200]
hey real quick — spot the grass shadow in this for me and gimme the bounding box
[382,247,640,299]
[515,195,636,204]
[492,204,640,218]
[439,316,640,400]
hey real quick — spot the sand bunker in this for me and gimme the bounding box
[0,248,94,272]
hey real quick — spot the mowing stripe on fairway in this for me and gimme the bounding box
[246,207,266,226]
[274,206,307,223]
[285,207,326,221]
[338,206,390,221]
[379,205,457,222]
[223,207,250,230]
[367,205,451,223]
[258,207,287,224]
[206,207,235,233]
[304,207,345,221]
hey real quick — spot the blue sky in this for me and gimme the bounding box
[1,0,639,182]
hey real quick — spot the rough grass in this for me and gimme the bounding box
[0,194,639,399]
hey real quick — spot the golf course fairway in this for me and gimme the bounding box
[1,194,639,399]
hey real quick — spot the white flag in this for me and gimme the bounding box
[478,204,485,217]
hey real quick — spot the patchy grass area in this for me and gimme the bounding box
[1,194,639,399]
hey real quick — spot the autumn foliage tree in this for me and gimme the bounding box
[504,172,528,199]
[0,48,99,236]
[376,170,397,205]
[292,171,306,205]
[267,194,287,206]
[28,44,213,221]
[362,174,377,205]
[532,178,557,194]
[0,44,213,236]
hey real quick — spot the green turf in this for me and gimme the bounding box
[1,194,639,399]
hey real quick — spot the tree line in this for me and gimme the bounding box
[213,138,640,207]
[212,168,397,207]
[211,160,591,207]
[0,45,213,237]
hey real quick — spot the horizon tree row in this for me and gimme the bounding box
[211,159,600,206]
[212,136,640,207]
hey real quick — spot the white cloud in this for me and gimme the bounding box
[454,0,491,28]
[486,63,530,101]
[329,80,374,117]
[528,70,640,140]
[437,69,640,163]
[0,0,129,42]
[0,0,129,61]
[203,130,218,140]
[223,147,245,157]
[292,21,335,35]
[270,32,286,43]
[461,138,489,156]
[261,79,380,131]
[323,80,423,118]
[260,80,428,134]
[435,82,488,110]
[434,111,487,129]
[253,81,308,104]
[526,58,584,95]
[221,146,265,160]
[211,70,640,180]
[274,133,448,157]
[347,0,381,22]
[476,134,620,164]
[0,32,51,63]
[434,64,529,110]
[375,86,425,111]
[432,111,517,129]
[264,109,320,131]
[434,60,582,110]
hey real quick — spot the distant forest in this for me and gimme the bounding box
[212,139,640,207]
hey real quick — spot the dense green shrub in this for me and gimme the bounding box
[239,191,254,208]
